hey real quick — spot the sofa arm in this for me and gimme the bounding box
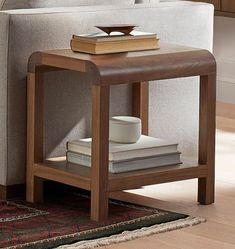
[0,1,214,185]
[1,1,214,49]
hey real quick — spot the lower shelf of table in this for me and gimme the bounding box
[33,157,207,192]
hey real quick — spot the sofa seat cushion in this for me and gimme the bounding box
[29,0,135,8]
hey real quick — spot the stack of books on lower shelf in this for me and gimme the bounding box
[66,135,181,173]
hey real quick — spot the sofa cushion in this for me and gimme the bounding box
[29,0,135,8]
[0,0,30,10]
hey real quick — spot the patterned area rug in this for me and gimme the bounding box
[0,192,205,249]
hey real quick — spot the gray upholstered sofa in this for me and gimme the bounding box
[0,0,214,194]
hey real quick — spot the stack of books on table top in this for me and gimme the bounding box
[66,135,181,173]
[70,31,159,55]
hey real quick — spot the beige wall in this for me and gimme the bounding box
[214,16,235,104]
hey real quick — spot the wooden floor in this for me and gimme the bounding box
[105,116,235,249]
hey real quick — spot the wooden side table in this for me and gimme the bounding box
[26,43,216,222]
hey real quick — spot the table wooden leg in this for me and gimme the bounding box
[198,73,216,204]
[91,85,110,221]
[132,81,149,135]
[26,72,44,203]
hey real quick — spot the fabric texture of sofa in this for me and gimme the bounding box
[0,1,214,186]
[1,0,136,10]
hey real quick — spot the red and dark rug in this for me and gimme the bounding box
[0,192,205,249]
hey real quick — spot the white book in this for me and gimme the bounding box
[67,151,181,173]
[67,135,178,161]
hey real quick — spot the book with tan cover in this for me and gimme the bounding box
[71,31,159,54]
